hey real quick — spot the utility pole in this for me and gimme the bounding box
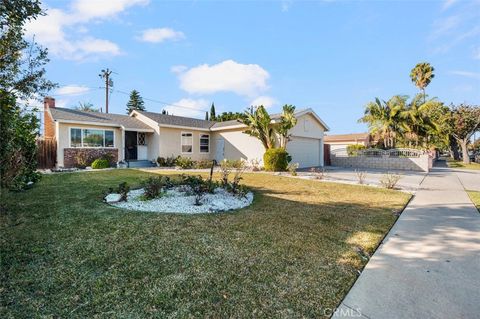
[99,68,113,113]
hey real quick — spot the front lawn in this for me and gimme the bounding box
[1,169,410,318]
[447,159,480,170]
[467,191,480,212]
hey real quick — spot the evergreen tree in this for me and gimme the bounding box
[126,90,145,114]
[205,112,209,120]
[210,102,216,121]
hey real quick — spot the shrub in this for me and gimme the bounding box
[380,172,402,189]
[310,167,327,180]
[194,159,213,169]
[249,158,262,171]
[181,175,211,205]
[91,158,110,169]
[347,144,367,156]
[287,163,299,176]
[74,152,90,168]
[176,156,194,169]
[141,176,168,199]
[108,182,130,202]
[263,148,289,171]
[157,156,178,167]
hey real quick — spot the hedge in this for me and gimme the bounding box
[263,148,289,171]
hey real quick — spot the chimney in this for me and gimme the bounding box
[44,96,55,138]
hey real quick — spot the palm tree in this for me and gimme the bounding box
[75,102,99,112]
[241,105,276,149]
[277,104,298,148]
[359,96,406,148]
[410,62,435,103]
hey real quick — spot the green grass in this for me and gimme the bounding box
[447,159,480,170]
[467,191,480,212]
[1,169,410,318]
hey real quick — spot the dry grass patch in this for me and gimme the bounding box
[1,169,410,318]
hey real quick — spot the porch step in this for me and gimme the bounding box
[127,160,156,168]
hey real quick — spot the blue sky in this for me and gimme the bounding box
[27,0,480,134]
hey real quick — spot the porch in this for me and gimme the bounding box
[122,129,156,166]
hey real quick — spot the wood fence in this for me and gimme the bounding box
[37,138,56,169]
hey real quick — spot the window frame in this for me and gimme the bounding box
[199,133,210,154]
[181,131,193,154]
[69,127,116,148]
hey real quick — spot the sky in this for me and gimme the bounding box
[26,0,480,134]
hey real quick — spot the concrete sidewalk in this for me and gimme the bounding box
[334,167,480,319]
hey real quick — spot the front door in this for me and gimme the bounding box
[125,131,137,160]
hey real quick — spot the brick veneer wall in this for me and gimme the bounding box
[64,148,118,168]
[330,154,430,172]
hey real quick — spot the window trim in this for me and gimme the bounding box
[199,133,210,154]
[69,126,115,148]
[180,131,193,154]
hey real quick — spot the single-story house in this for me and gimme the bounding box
[324,133,370,155]
[43,97,330,168]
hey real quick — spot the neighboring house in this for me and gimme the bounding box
[324,133,370,154]
[43,97,329,168]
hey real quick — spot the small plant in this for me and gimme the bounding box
[287,163,299,176]
[157,156,178,167]
[249,158,262,171]
[219,159,233,186]
[156,157,166,166]
[176,156,194,169]
[91,158,110,169]
[74,152,90,168]
[355,170,367,184]
[380,172,402,189]
[310,167,327,180]
[141,176,168,199]
[347,144,367,156]
[182,175,210,205]
[117,182,130,202]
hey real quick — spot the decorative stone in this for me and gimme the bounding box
[105,193,122,203]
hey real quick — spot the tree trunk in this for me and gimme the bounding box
[460,139,470,164]
[449,135,460,160]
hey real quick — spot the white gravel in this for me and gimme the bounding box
[108,187,254,214]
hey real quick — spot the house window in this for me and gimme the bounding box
[137,132,146,146]
[70,128,115,148]
[181,132,193,153]
[200,134,209,153]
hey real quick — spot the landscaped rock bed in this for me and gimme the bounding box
[104,160,253,214]
[107,187,253,214]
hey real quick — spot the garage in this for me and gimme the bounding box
[287,136,321,168]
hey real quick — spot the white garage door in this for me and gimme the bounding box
[287,136,321,168]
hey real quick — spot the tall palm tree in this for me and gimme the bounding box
[359,96,406,148]
[242,105,276,149]
[410,62,435,103]
[277,104,297,148]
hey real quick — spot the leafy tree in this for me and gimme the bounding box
[126,89,145,113]
[210,102,216,121]
[277,104,298,148]
[215,111,248,122]
[1,0,55,190]
[75,101,99,112]
[448,104,480,164]
[242,105,276,149]
[410,62,435,102]
[359,96,406,148]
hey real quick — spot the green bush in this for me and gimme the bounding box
[194,159,213,169]
[175,156,194,169]
[263,148,289,171]
[347,144,366,156]
[91,158,110,169]
[141,176,169,199]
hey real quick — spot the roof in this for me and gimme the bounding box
[210,119,245,129]
[136,111,216,129]
[324,133,369,142]
[49,108,153,130]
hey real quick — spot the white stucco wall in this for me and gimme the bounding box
[158,127,212,161]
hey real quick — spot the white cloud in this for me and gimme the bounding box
[55,85,91,96]
[178,60,270,97]
[249,96,277,108]
[138,28,185,43]
[474,47,480,60]
[25,0,148,61]
[171,65,188,74]
[281,1,292,12]
[450,70,480,79]
[164,98,209,118]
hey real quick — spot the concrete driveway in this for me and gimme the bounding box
[333,167,480,319]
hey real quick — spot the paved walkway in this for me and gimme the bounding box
[334,167,480,318]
